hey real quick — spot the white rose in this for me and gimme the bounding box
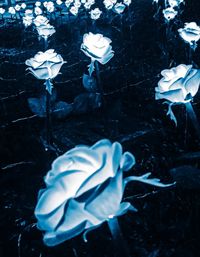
[178,22,200,47]
[69,6,79,16]
[81,32,114,65]
[113,2,126,14]
[36,24,56,39]
[155,64,200,103]
[21,3,27,9]
[168,0,184,8]
[35,139,136,246]
[103,0,114,9]
[23,16,34,27]
[35,7,43,16]
[0,8,5,15]
[25,49,65,80]
[163,7,178,21]
[8,7,16,15]
[90,8,102,20]
[34,15,49,27]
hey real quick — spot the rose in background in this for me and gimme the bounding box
[155,64,200,130]
[25,49,65,93]
[25,49,66,150]
[163,7,177,22]
[178,22,200,50]
[81,32,114,76]
[34,15,49,27]
[36,23,56,41]
[35,139,174,247]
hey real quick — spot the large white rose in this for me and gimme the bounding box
[178,22,200,48]
[81,32,114,65]
[35,139,174,246]
[25,49,65,80]
[35,139,136,246]
[155,64,200,103]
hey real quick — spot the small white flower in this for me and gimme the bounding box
[25,9,33,16]
[103,0,114,10]
[178,22,200,48]
[8,7,16,15]
[21,3,27,9]
[35,1,42,7]
[168,0,184,8]
[0,8,5,15]
[123,0,131,6]
[34,15,49,27]
[37,24,56,39]
[65,0,73,7]
[45,1,55,12]
[35,7,43,16]
[113,2,126,14]
[163,7,178,21]
[56,0,63,5]
[74,0,81,8]
[90,8,102,20]
[23,16,34,27]
[15,4,21,11]
[69,6,79,15]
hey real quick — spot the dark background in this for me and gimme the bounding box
[0,0,200,256]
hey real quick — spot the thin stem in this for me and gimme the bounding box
[94,61,103,96]
[188,46,193,64]
[185,102,200,140]
[107,217,130,257]
[45,90,52,150]
[44,37,48,51]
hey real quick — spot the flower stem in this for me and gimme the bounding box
[45,90,52,150]
[107,217,130,257]
[44,37,48,51]
[94,61,103,96]
[185,102,200,140]
[188,46,193,64]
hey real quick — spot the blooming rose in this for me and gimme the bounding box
[35,139,173,246]
[81,32,114,65]
[69,6,79,16]
[168,0,184,8]
[35,139,136,246]
[36,24,56,39]
[178,22,200,47]
[163,7,177,21]
[113,3,126,14]
[34,15,49,27]
[21,3,27,9]
[8,7,16,15]
[35,7,43,16]
[25,49,65,80]
[90,8,102,20]
[0,8,5,15]
[155,64,200,103]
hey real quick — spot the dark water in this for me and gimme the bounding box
[0,1,200,257]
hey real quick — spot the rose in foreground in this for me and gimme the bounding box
[35,139,174,246]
